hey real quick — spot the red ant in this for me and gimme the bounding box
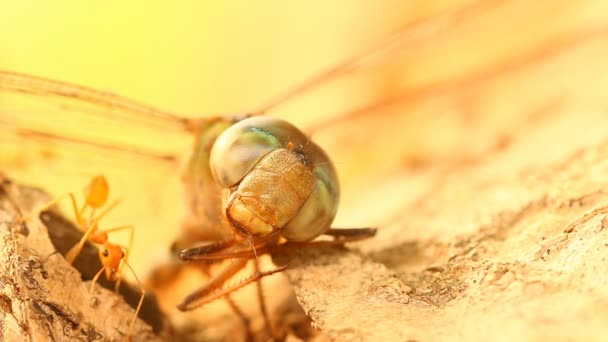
[22,175,144,341]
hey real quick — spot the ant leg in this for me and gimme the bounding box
[90,199,121,224]
[19,192,82,223]
[66,200,123,265]
[65,219,106,264]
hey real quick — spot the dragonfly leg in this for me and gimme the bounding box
[252,257,283,341]
[198,264,254,342]
[175,228,376,261]
[177,258,248,311]
[145,238,238,293]
[268,227,378,253]
[177,258,287,311]
[324,227,377,240]
[178,238,238,261]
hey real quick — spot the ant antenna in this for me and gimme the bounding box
[123,260,146,341]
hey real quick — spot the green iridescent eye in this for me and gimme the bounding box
[210,117,284,188]
[209,116,339,241]
[282,151,339,242]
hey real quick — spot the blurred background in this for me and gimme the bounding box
[2,0,608,338]
[0,0,483,273]
[0,0,418,265]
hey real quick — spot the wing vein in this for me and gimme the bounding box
[0,70,189,131]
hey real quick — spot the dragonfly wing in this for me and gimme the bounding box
[0,71,196,276]
[0,70,192,158]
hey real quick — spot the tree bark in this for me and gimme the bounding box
[277,114,608,341]
[0,176,165,342]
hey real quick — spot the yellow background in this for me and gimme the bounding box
[0,0,435,275]
[3,0,608,286]
[1,1,441,115]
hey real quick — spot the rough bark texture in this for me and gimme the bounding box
[276,114,608,341]
[5,119,608,342]
[0,176,164,342]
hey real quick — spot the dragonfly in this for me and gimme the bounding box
[2,0,605,340]
[0,3,452,335]
[0,0,507,242]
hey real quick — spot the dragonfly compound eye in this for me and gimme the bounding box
[209,116,340,241]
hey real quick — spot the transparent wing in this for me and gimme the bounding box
[0,72,191,275]
[0,107,188,277]
[0,0,536,190]
[0,70,193,158]
[0,0,503,204]
[0,0,496,158]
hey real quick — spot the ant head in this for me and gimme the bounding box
[99,242,124,281]
[85,175,109,209]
